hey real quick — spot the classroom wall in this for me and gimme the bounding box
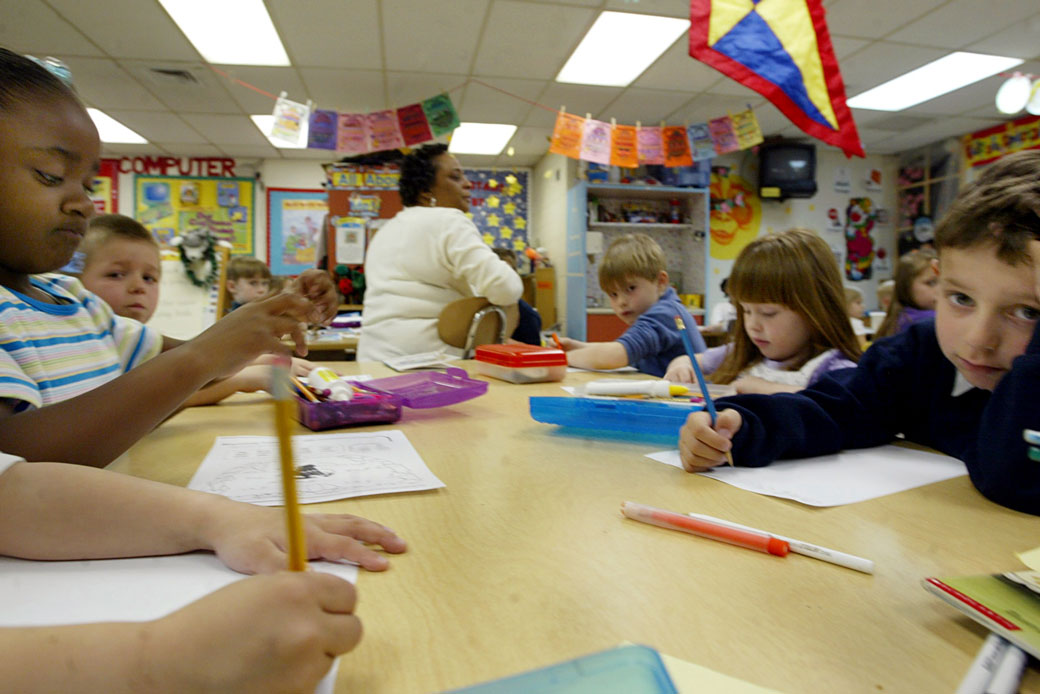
[531,153,577,331]
[256,159,329,264]
[703,148,899,317]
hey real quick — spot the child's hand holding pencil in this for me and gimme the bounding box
[678,409,743,472]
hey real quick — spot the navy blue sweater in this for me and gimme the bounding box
[617,288,707,377]
[719,319,1040,515]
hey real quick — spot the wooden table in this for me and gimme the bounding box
[113,363,1040,693]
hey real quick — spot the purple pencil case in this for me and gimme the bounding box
[351,367,487,408]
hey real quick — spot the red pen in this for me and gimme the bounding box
[621,501,789,557]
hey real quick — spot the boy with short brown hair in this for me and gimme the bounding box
[679,150,1040,514]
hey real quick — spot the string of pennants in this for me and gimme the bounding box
[549,107,764,167]
[251,71,764,163]
[268,92,461,154]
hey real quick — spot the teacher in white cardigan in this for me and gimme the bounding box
[357,144,523,362]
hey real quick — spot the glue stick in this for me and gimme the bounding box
[308,366,354,401]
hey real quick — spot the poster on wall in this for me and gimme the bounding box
[462,169,530,253]
[708,166,761,261]
[91,158,120,214]
[333,216,366,265]
[135,175,254,254]
[844,197,877,281]
[267,188,327,276]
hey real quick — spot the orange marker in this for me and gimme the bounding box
[621,501,788,557]
[551,332,564,351]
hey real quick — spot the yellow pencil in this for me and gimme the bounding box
[273,358,308,571]
[290,375,320,403]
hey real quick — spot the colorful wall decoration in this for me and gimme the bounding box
[135,175,255,254]
[462,169,530,253]
[844,197,877,281]
[708,166,761,260]
[266,188,328,276]
[962,114,1040,167]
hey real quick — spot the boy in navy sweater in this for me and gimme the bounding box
[559,233,705,377]
[679,151,1040,515]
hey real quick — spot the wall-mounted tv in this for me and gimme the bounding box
[758,142,817,200]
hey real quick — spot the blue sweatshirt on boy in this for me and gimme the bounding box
[717,319,1040,515]
[616,287,706,378]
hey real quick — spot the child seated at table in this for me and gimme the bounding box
[873,248,938,339]
[678,150,1040,515]
[78,215,316,406]
[0,47,337,467]
[557,233,705,377]
[225,255,272,312]
[664,229,860,392]
[0,450,406,692]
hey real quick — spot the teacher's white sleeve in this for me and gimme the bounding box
[440,213,523,305]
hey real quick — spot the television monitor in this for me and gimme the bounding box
[758,142,817,200]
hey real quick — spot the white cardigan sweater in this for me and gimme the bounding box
[357,206,523,362]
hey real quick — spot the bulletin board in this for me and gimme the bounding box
[266,188,328,276]
[463,168,531,253]
[134,175,255,255]
[149,246,230,340]
[324,163,403,268]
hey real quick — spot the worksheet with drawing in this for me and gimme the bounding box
[188,429,445,505]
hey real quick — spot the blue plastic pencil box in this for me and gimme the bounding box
[529,397,703,438]
[446,644,677,693]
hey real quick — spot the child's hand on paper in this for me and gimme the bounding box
[147,571,358,693]
[205,500,407,574]
[679,409,742,472]
[290,269,339,326]
[663,355,695,384]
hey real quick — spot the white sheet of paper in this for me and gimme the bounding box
[0,552,348,691]
[646,445,966,506]
[188,430,445,505]
[566,365,638,373]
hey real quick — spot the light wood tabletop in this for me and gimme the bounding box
[112,363,1040,693]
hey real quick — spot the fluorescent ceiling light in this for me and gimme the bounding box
[86,108,147,144]
[557,11,689,87]
[847,51,1023,111]
[448,123,517,155]
[251,114,308,149]
[158,0,290,66]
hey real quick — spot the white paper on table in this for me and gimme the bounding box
[566,365,638,373]
[189,429,444,505]
[0,552,348,692]
[646,445,966,506]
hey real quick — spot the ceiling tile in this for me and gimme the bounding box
[823,0,947,40]
[597,88,694,124]
[267,0,382,69]
[830,36,871,60]
[386,71,468,108]
[101,143,167,155]
[182,114,268,146]
[604,0,688,18]
[299,68,385,112]
[668,94,766,124]
[632,40,723,92]
[886,0,1039,49]
[523,83,620,127]
[122,60,242,114]
[104,110,206,143]
[456,77,544,123]
[218,144,281,158]
[62,57,168,110]
[505,126,553,156]
[0,0,102,56]
[211,65,310,114]
[473,0,595,80]
[968,12,1040,58]
[156,143,225,157]
[839,42,946,95]
[45,0,198,61]
[381,0,488,73]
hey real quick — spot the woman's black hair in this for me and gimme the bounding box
[0,47,78,112]
[398,143,449,207]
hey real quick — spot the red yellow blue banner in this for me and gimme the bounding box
[689,0,864,158]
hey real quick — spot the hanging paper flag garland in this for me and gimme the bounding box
[422,94,461,137]
[366,110,406,151]
[549,111,585,158]
[580,119,612,165]
[270,93,310,146]
[662,126,693,167]
[307,109,338,150]
[336,113,368,155]
[687,123,716,161]
[731,108,764,150]
[610,124,638,168]
[708,115,740,154]
[397,103,433,145]
[688,0,864,157]
[636,125,664,165]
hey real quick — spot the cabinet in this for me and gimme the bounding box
[564,183,709,340]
